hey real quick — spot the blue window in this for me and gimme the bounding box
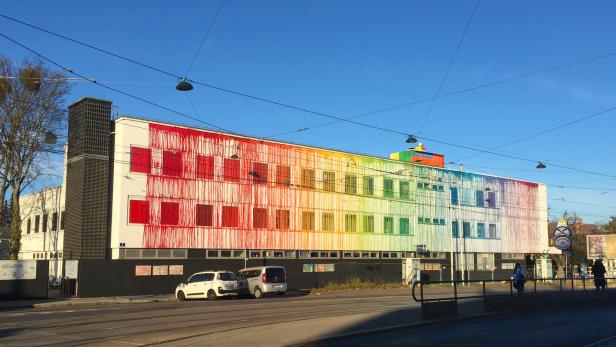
[477,223,485,238]
[450,187,459,205]
[476,190,484,207]
[452,221,459,238]
[463,222,471,238]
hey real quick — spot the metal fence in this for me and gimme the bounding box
[412,277,613,303]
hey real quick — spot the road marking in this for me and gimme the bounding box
[585,335,616,347]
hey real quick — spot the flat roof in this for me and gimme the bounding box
[114,115,544,186]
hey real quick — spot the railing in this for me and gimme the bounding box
[412,277,613,303]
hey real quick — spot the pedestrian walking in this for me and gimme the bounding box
[512,263,526,294]
[591,260,607,291]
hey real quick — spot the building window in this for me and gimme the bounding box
[384,216,393,234]
[400,218,410,235]
[252,162,268,185]
[160,202,179,225]
[322,212,335,232]
[456,253,475,271]
[276,209,290,229]
[452,221,459,238]
[223,158,240,182]
[477,223,485,238]
[42,213,48,232]
[323,171,336,192]
[253,207,268,228]
[60,211,66,230]
[450,187,459,205]
[51,212,58,231]
[345,214,357,232]
[34,215,40,233]
[400,181,410,200]
[276,165,291,186]
[362,215,374,233]
[130,146,151,174]
[488,223,497,239]
[363,176,374,196]
[383,178,394,198]
[196,155,214,180]
[302,211,315,231]
[460,188,474,206]
[222,206,239,228]
[344,174,357,194]
[476,190,485,207]
[301,168,316,189]
[477,253,494,271]
[463,221,471,238]
[129,200,149,224]
[487,191,496,208]
[196,204,213,226]
[26,218,31,234]
[162,150,182,177]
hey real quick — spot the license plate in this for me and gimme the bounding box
[274,284,282,288]
[225,285,234,289]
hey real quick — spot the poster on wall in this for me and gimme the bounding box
[302,264,314,273]
[152,265,169,276]
[314,264,335,272]
[588,235,616,258]
[135,265,152,276]
[0,260,36,280]
[64,260,78,279]
[169,265,184,275]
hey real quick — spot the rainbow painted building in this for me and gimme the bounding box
[20,98,551,290]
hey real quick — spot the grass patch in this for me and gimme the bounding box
[312,277,406,293]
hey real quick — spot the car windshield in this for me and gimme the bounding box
[218,272,237,281]
[265,268,285,283]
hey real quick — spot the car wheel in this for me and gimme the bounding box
[253,287,263,299]
[207,290,217,301]
[177,291,186,301]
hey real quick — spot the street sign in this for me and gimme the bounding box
[553,218,572,251]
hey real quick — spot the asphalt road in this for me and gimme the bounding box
[314,305,616,347]
[0,289,420,347]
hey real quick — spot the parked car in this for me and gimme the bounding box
[175,270,238,301]
[237,266,287,299]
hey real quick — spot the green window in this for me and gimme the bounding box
[344,214,357,232]
[323,171,336,192]
[450,187,459,205]
[477,223,485,238]
[452,221,459,238]
[383,178,394,198]
[384,216,393,234]
[400,181,410,200]
[363,176,374,196]
[400,218,410,235]
[362,215,374,233]
[322,212,335,231]
[344,174,357,194]
[463,221,471,238]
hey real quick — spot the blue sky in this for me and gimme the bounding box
[2,1,615,223]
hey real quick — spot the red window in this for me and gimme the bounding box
[160,202,179,225]
[163,151,182,177]
[197,155,214,180]
[222,206,239,228]
[224,158,240,182]
[129,200,149,224]
[130,147,151,173]
[252,162,268,185]
[276,165,290,186]
[196,204,213,226]
[253,208,268,228]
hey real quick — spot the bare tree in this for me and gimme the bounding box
[0,56,69,259]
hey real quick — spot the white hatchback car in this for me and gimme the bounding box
[176,271,238,301]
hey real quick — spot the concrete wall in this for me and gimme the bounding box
[0,260,49,299]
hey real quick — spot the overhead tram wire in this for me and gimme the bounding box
[4,13,616,141]
[0,32,232,134]
[184,0,227,76]
[417,0,481,134]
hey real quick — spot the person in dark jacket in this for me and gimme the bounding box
[512,263,526,294]
[591,260,607,291]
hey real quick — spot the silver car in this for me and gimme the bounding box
[237,266,287,299]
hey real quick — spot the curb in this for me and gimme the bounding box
[29,297,175,308]
[286,301,616,347]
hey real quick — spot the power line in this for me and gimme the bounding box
[185,0,227,76]
[418,0,480,134]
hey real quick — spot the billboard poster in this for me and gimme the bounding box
[169,265,184,275]
[588,235,616,259]
[0,260,37,280]
[152,265,169,276]
[135,265,152,276]
[64,260,79,279]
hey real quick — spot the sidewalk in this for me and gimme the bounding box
[0,294,175,309]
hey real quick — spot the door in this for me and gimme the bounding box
[184,274,205,298]
[200,273,215,297]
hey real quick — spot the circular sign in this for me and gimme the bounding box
[553,226,571,238]
[554,235,572,250]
